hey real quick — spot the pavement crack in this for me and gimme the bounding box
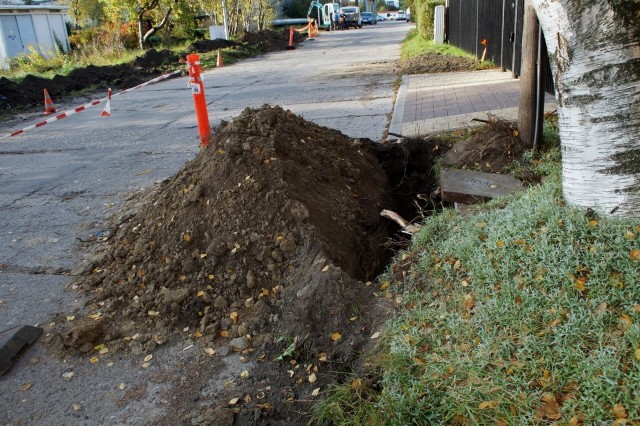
[0,263,70,276]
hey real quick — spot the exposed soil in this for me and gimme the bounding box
[398,52,494,75]
[442,116,527,173]
[0,29,304,114]
[50,105,449,424]
[2,30,531,423]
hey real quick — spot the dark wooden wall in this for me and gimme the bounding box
[446,0,553,93]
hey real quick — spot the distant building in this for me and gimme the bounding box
[0,2,69,68]
[385,0,399,9]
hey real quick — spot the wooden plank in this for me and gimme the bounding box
[440,167,524,205]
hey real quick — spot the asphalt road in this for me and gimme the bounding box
[0,22,411,425]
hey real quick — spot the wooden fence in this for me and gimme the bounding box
[446,0,553,95]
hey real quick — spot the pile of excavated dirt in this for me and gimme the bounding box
[398,52,493,75]
[58,105,399,424]
[442,116,527,173]
[0,49,180,112]
[186,38,240,53]
[0,29,305,114]
[240,29,299,53]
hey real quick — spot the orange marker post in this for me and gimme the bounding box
[287,26,295,50]
[186,54,211,148]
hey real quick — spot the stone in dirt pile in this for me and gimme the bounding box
[64,105,393,363]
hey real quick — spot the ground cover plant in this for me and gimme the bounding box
[312,144,640,424]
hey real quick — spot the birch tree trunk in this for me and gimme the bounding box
[530,0,640,217]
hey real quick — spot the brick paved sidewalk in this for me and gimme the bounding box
[389,69,556,139]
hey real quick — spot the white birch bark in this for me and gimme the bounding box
[530,0,640,217]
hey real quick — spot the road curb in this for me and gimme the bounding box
[387,74,408,141]
[0,325,42,375]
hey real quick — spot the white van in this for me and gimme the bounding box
[322,3,341,30]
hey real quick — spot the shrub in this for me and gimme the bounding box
[416,0,444,39]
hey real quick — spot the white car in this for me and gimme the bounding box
[377,14,387,21]
[396,11,406,20]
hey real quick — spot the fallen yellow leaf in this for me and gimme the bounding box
[20,383,32,391]
[330,332,342,342]
[143,354,153,362]
[635,348,640,361]
[183,234,191,242]
[496,240,505,248]
[351,378,362,390]
[220,330,229,338]
[379,281,390,291]
[204,348,215,356]
[66,316,75,321]
[240,370,250,379]
[478,400,498,409]
[630,249,640,260]
[370,332,381,339]
[463,294,475,309]
[311,388,320,397]
[193,330,202,338]
[318,352,328,362]
[308,373,317,383]
[89,357,99,364]
[613,403,628,419]
[588,219,598,227]
[626,230,636,240]
[230,312,239,324]
[196,290,204,297]
[229,397,240,405]
[119,383,127,390]
[148,310,159,316]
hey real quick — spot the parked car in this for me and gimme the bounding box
[361,12,377,25]
[396,11,406,21]
[405,7,411,21]
[339,6,362,28]
[377,13,387,21]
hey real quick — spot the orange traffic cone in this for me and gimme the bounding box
[101,88,112,117]
[43,89,56,115]
[217,49,224,68]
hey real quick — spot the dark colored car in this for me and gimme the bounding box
[361,12,377,25]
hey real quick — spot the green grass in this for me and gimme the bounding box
[400,29,496,70]
[2,46,143,81]
[312,144,640,424]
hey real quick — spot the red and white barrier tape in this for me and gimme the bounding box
[0,69,182,141]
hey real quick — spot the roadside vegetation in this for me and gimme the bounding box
[401,29,496,70]
[312,113,640,423]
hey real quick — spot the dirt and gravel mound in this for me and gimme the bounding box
[57,105,397,423]
[186,38,240,53]
[442,116,526,173]
[398,52,492,75]
[0,29,303,114]
[241,29,298,53]
[0,49,179,112]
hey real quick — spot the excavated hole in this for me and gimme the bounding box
[362,137,445,271]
